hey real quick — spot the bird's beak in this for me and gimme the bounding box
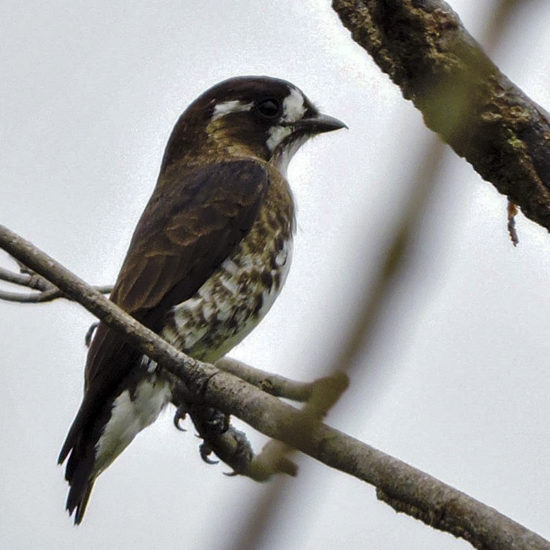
[293,113,347,135]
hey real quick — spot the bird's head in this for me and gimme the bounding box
[161,76,346,172]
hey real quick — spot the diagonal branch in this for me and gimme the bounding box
[332,0,550,233]
[1,223,549,548]
[216,357,345,403]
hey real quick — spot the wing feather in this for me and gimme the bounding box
[59,160,268,465]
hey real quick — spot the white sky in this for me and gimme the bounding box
[1,1,550,549]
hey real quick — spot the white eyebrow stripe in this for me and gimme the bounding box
[212,100,254,120]
[281,87,306,122]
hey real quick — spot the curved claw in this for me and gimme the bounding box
[223,470,238,477]
[173,406,188,432]
[200,443,219,465]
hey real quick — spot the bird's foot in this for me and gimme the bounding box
[199,442,219,464]
[173,404,188,432]
[198,407,230,438]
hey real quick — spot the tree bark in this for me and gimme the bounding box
[332,0,550,232]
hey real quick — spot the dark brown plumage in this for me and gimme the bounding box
[58,76,345,523]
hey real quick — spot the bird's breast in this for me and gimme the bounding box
[161,173,295,363]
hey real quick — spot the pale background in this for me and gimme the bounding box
[1,1,549,548]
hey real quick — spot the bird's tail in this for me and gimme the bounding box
[68,478,96,525]
[59,375,173,523]
[60,430,97,524]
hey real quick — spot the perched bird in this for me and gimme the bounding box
[58,76,345,523]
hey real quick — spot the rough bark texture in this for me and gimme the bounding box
[332,0,550,232]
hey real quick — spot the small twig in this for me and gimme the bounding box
[0,285,113,303]
[0,288,62,303]
[216,357,344,402]
[0,260,55,291]
[1,257,113,303]
[0,265,113,304]
[0,266,34,287]
[507,200,519,246]
[250,372,349,479]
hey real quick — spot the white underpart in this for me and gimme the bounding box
[196,238,293,360]
[273,134,309,176]
[164,236,293,363]
[94,377,171,475]
[212,100,253,120]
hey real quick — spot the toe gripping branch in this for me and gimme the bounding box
[171,385,297,481]
[169,367,350,482]
[173,400,255,474]
[169,369,349,482]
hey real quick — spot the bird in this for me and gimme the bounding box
[58,75,346,523]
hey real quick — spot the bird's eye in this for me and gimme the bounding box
[257,98,281,119]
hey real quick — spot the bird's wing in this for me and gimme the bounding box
[59,159,268,464]
[111,161,268,321]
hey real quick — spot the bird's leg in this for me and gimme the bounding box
[171,382,194,432]
[173,404,188,432]
[189,404,254,473]
[171,392,254,474]
[194,406,230,437]
[171,378,290,479]
[189,404,231,465]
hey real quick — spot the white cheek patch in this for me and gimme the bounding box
[281,87,306,123]
[212,100,253,121]
[266,125,292,152]
[266,87,308,154]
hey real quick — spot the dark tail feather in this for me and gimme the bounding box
[61,432,97,524]
[58,424,79,466]
[58,397,91,466]
[69,479,95,525]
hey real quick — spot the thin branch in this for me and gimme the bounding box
[1,224,549,548]
[0,284,113,303]
[332,0,550,233]
[0,266,35,287]
[216,357,347,403]
[0,258,112,302]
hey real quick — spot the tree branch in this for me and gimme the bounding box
[0,261,113,303]
[1,223,548,548]
[332,0,550,233]
[216,357,347,403]
[0,284,113,303]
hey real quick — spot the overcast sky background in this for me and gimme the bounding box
[2,1,550,549]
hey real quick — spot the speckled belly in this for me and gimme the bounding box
[161,233,293,363]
